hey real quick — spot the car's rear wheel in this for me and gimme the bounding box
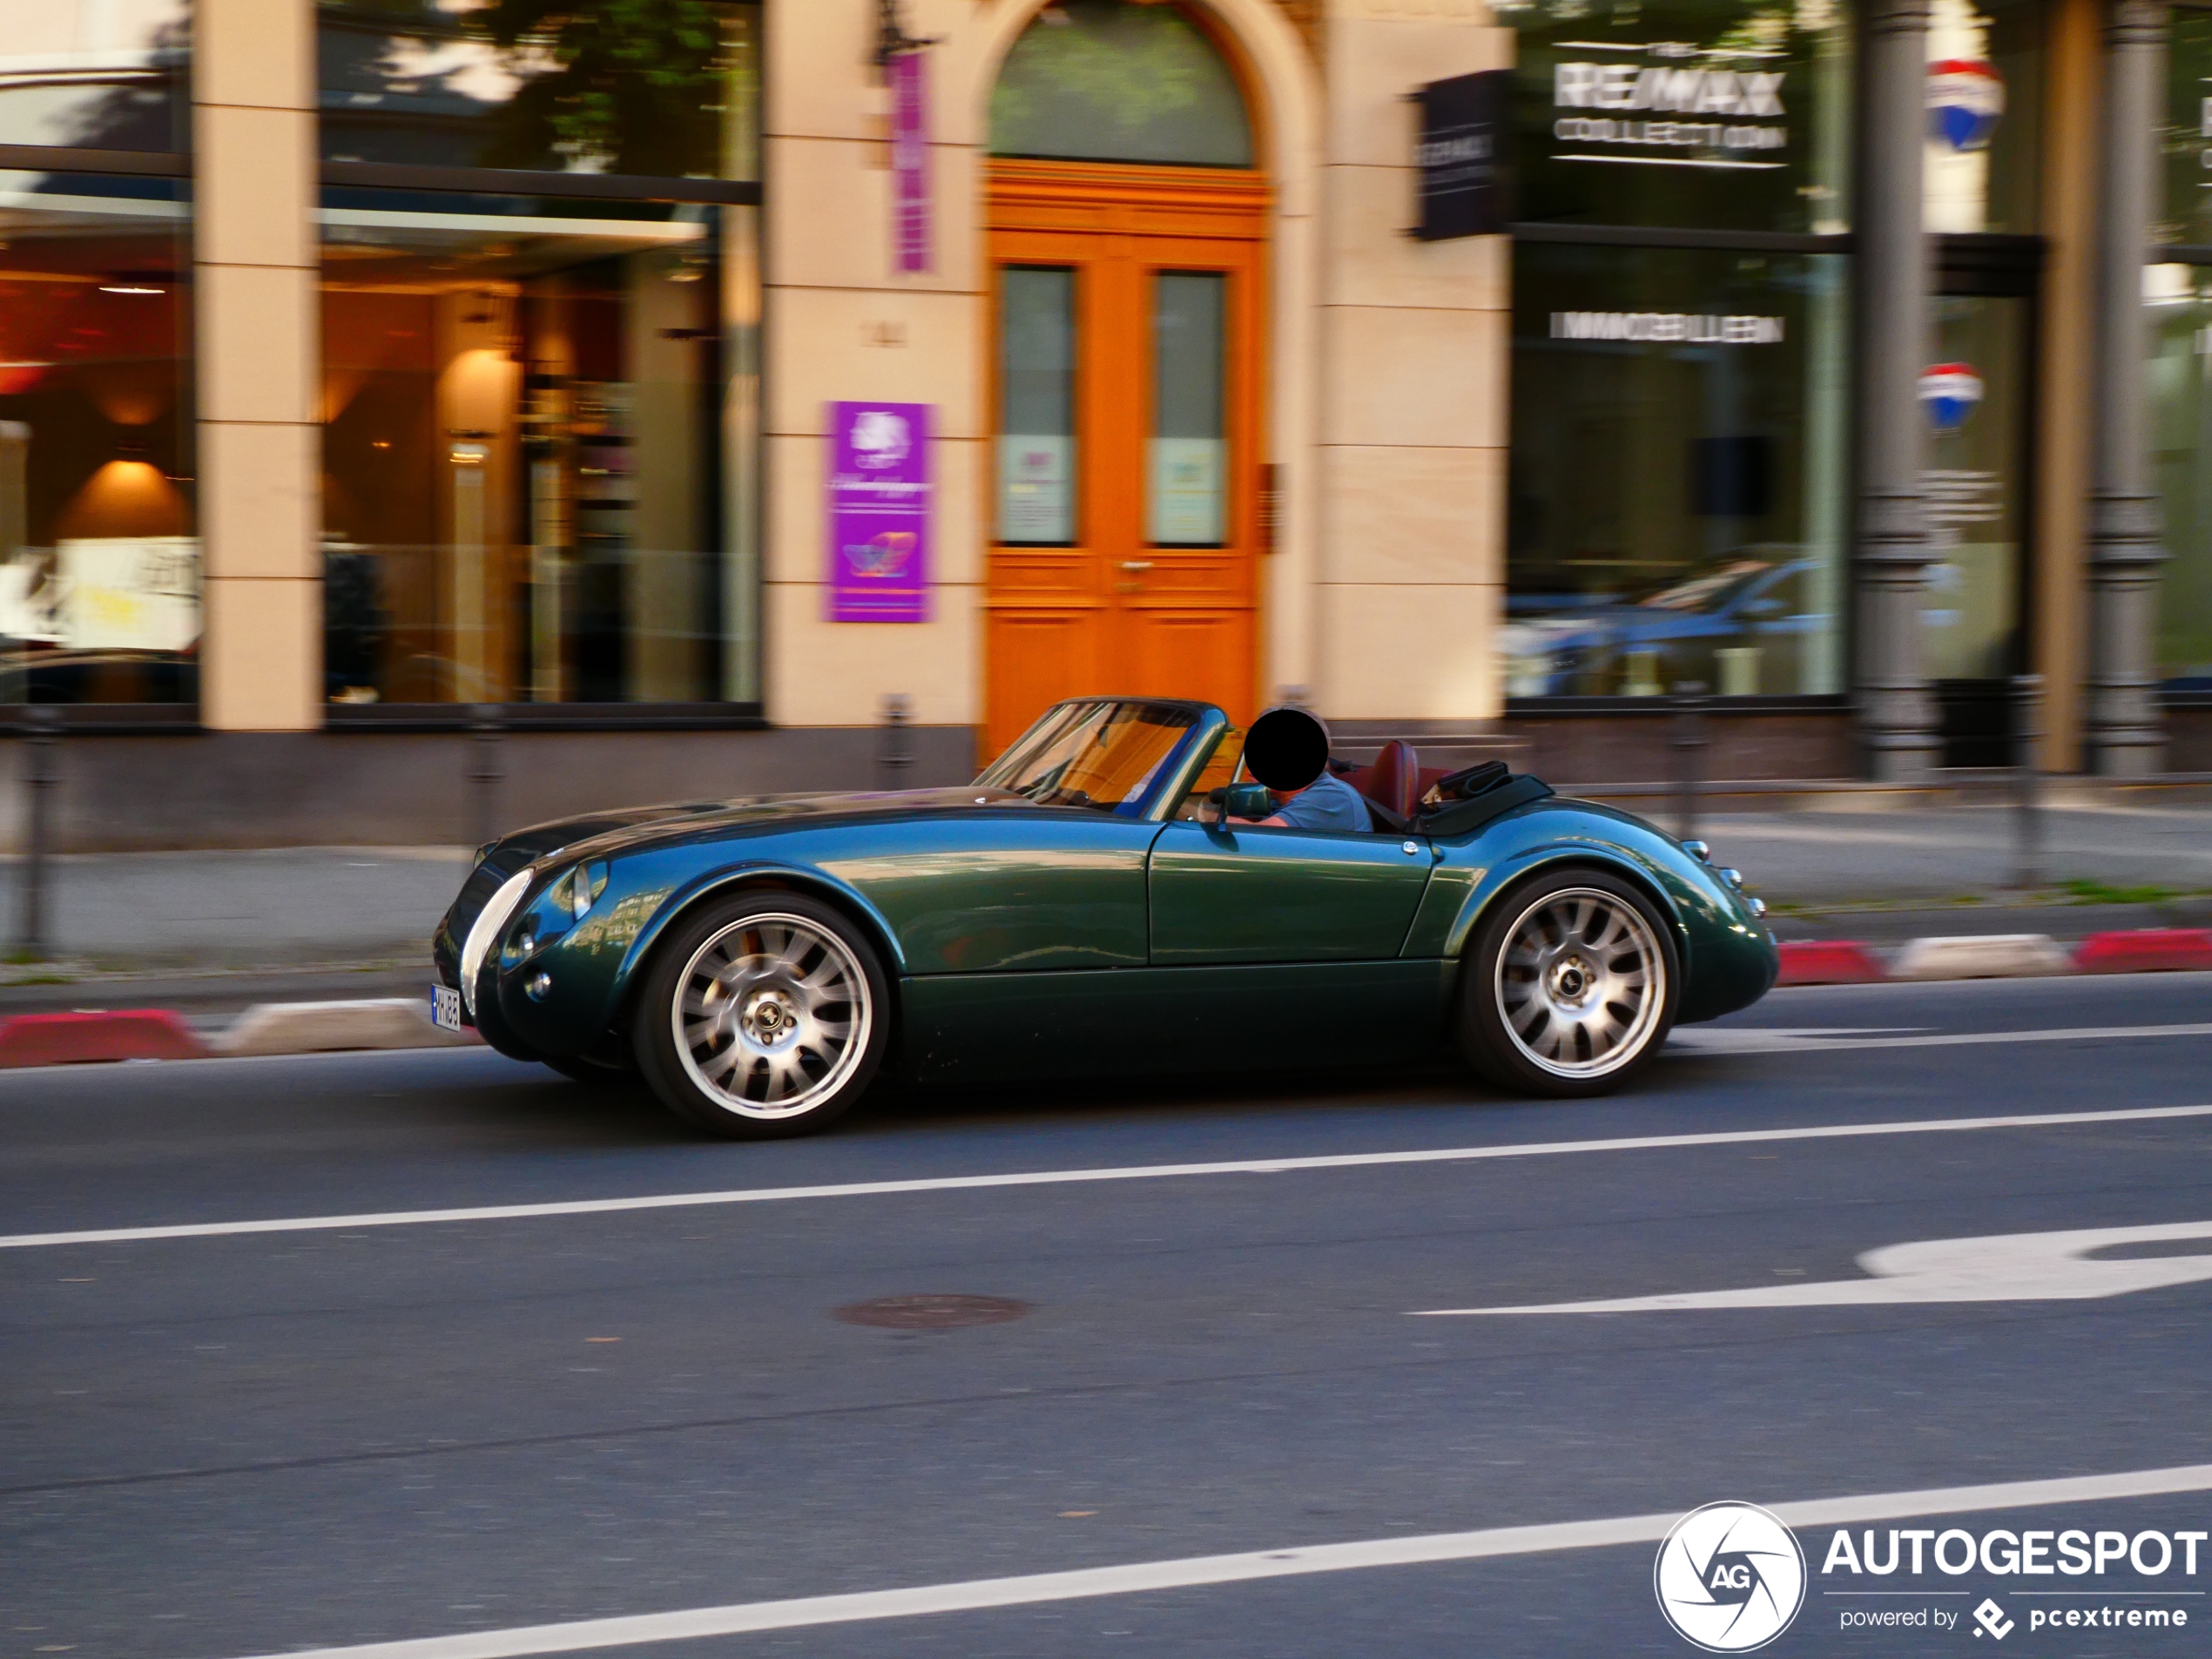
[633,892,888,1139]
[1459,867,1677,1097]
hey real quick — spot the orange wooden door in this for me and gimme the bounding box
[983,161,1268,758]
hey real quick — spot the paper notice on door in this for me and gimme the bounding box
[1147,437,1223,545]
[997,435,1073,543]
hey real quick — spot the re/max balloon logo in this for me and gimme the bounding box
[1919,362,1984,432]
[1927,57,2006,152]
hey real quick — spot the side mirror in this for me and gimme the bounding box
[1210,781,1273,822]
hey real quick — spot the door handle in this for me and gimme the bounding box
[1118,560,1155,572]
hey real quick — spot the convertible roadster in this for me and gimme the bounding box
[432,698,1777,1137]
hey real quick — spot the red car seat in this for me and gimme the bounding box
[1365,739,1421,822]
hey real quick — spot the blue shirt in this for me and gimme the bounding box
[1272,771,1372,833]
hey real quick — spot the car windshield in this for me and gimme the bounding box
[975,700,1200,813]
[1634,560,1776,612]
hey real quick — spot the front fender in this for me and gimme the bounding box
[482,853,909,1060]
[604,860,909,1027]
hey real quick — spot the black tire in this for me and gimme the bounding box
[1458,866,1679,1098]
[632,890,890,1140]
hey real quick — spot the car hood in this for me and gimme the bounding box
[483,785,1040,868]
[430,786,1035,985]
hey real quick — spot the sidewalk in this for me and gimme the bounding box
[0,798,2205,1015]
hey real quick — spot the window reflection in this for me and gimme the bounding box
[1505,244,1849,698]
[988,0,1252,169]
[0,173,196,705]
[320,191,757,705]
[319,0,760,179]
[2148,265,2212,689]
[1150,272,1225,547]
[976,698,1200,813]
[996,266,1076,545]
[0,0,190,153]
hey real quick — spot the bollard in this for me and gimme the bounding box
[17,705,59,961]
[877,693,914,792]
[2010,672,2043,890]
[469,704,505,851]
[1670,679,1709,845]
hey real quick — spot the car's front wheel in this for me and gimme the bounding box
[633,892,889,1139]
[1459,867,1678,1096]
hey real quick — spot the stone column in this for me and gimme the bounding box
[2083,0,2169,776]
[193,0,321,730]
[1853,0,1940,780]
[1314,0,1510,727]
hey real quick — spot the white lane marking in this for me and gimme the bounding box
[1667,1027,1921,1054]
[1413,1221,2212,1315]
[230,1462,2212,1659]
[7,1101,2212,1254]
[1669,1022,2212,1055]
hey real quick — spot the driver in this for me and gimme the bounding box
[1231,705,1372,833]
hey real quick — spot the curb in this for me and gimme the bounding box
[0,1010,210,1069]
[2073,927,2212,974]
[1888,934,2074,981]
[209,999,482,1058]
[1776,927,2212,989]
[1775,941,1890,987]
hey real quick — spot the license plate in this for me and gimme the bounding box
[430,984,464,1032]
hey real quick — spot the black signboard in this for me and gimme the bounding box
[1415,70,1511,240]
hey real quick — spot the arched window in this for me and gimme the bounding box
[990,0,1252,168]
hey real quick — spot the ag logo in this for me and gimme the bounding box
[1655,1501,1807,1652]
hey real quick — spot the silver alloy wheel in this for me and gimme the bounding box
[1494,886,1665,1079]
[671,912,872,1119]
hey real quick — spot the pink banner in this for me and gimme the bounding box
[890,50,932,274]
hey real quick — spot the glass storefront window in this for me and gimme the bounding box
[0,0,190,153]
[319,189,759,705]
[2148,263,2212,688]
[2162,11,2212,246]
[1504,243,1850,698]
[319,0,760,179]
[989,0,1251,168]
[1920,293,2028,686]
[1493,0,1852,233]
[1923,0,2041,234]
[0,172,196,705]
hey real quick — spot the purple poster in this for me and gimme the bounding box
[889,50,932,274]
[827,401,931,623]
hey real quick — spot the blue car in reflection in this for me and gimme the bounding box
[1500,556,1824,698]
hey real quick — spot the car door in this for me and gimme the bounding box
[1146,819,1436,965]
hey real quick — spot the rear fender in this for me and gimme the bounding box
[1440,844,1694,982]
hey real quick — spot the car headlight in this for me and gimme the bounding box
[461,869,534,1020]
[550,860,610,923]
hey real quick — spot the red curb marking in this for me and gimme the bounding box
[2073,928,2212,975]
[1776,941,1888,986]
[0,1010,209,1069]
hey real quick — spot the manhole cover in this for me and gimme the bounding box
[833,1294,1030,1330]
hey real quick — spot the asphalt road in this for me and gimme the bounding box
[3,973,2211,1659]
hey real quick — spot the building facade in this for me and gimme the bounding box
[0,0,2204,846]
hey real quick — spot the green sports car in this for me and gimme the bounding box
[432,697,1777,1138]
